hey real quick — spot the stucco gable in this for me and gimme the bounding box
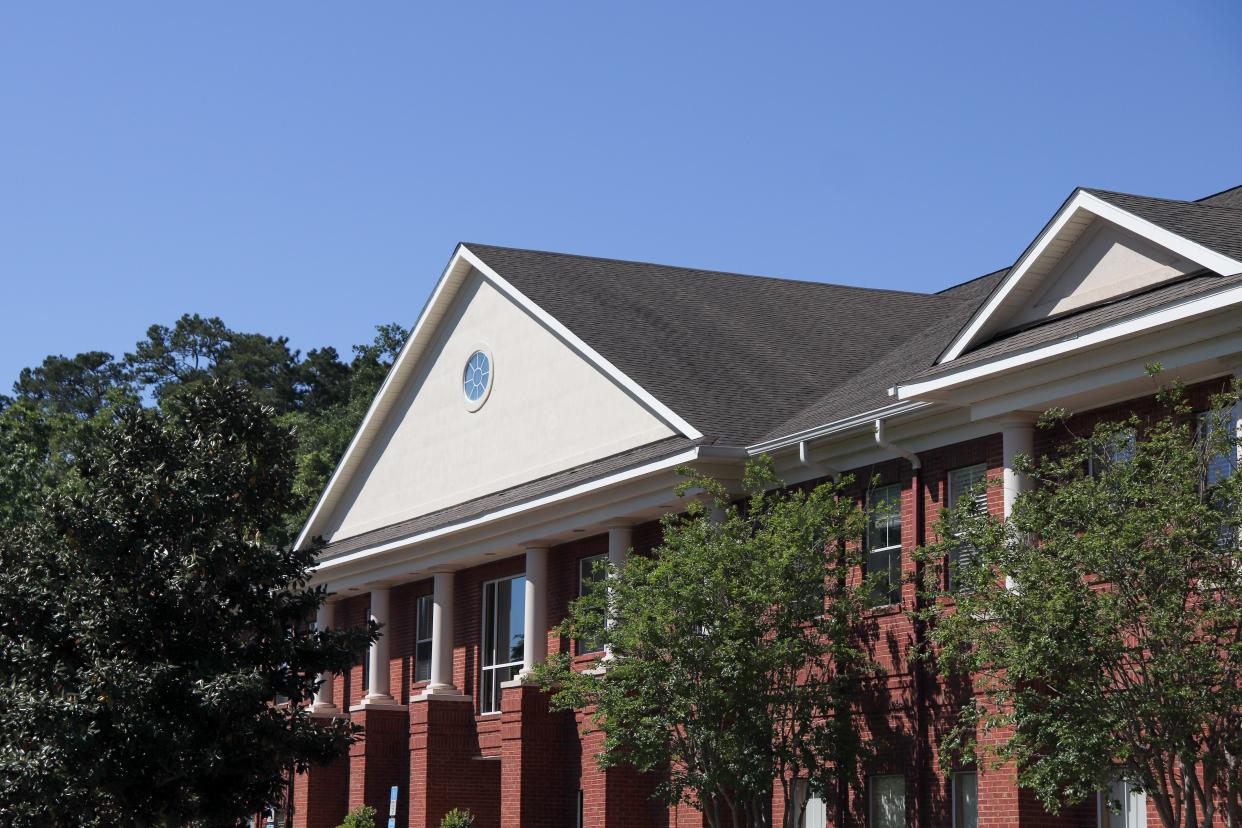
[314,270,678,545]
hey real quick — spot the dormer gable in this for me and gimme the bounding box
[940,189,1242,362]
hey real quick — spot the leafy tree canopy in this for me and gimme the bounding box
[0,381,377,827]
[918,378,1242,828]
[534,458,882,828]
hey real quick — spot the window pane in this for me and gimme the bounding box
[870,775,905,828]
[416,595,433,642]
[415,640,432,683]
[954,772,978,828]
[482,582,497,668]
[505,577,525,664]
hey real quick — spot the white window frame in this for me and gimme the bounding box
[1198,408,1239,486]
[947,464,988,592]
[952,770,978,828]
[868,774,905,828]
[793,778,827,828]
[414,593,433,684]
[480,574,525,714]
[576,554,607,655]
[1098,776,1147,828]
[866,483,903,607]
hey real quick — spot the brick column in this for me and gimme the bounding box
[500,683,577,828]
[408,695,499,828]
[292,752,349,828]
[347,706,410,823]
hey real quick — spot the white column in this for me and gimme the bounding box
[605,520,632,571]
[1233,366,1242,472]
[1000,416,1037,519]
[519,543,549,679]
[362,587,396,705]
[427,571,458,695]
[311,600,339,714]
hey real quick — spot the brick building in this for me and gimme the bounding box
[286,183,1242,828]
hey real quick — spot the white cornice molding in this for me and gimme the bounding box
[939,189,1242,364]
[898,281,1242,401]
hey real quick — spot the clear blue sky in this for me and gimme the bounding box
[3,2,1241,388]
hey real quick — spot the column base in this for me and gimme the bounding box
[350,695,402,712]
[309,703,343,718]
[409,688,472,703]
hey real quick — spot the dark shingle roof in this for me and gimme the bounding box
[906,271,1242,383]
[759,268,1007,442]
[466,243,971,445]
[1199,184,1242,209]
[1085,189,1242,263]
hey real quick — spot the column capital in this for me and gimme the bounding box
[601,518,636,528]
[519,539,553,551]
[995,412,1039,430]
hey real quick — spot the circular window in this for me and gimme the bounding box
[462,349,493,410]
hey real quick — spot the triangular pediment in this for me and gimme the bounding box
[298,248,689,549]
[940,189,1242,362]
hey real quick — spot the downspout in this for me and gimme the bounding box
[798,439,841,481]
[874,418,929,828]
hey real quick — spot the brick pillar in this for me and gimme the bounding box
[348,706,410,825]
[292,750,349,828]
[500,682,577,828]
[577,712,663,828]
[409,694,500,828]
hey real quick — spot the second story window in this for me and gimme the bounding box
[947,464,988,592]
[576,554,607,655]
[414,593,433,684]
[481,575,525,713]
[866,483,902,607]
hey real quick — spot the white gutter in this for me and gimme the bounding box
[874,417,922,470]
[747,399,932,454]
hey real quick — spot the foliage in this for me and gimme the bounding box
[916,379,1242,828]
[533,457,881,828]
[438,808,475,828]
[0,381,377,826]
[337,805,377,828]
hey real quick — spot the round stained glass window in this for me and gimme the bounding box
[462,349,492,410]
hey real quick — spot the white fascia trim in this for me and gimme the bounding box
[939,189,1242,363]
[746,400,933,454]
[313,446,705,574]
[898,281,1242,400]
[295,246,468,551]
[458,246,703,440]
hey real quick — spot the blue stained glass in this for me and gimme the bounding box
[463,351,491,402]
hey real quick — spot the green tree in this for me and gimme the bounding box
[337,805,376,828]
[282,323,408,535]
[0,381,376,826]
[534,459,879,828]
[13,351,132,418]
[917,380,1242,828]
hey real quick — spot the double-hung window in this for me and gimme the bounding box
[793,779,827,828]
[576,554,607,655]
[866,484,903,607]
[1199,408,1239,487]
[1098,776,1147,828]
[414,593,433,684]
[947,464,988,592]
[869,775,905,828]
[953,771,978,828]
[481,575,525,714]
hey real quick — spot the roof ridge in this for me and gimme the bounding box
[935,265,1010,295]
[1085,187,1242,214]
[461,241,968,301]
[1196,183,1242,204]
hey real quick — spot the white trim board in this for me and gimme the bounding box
[939,189,1242,364]
[899,281,1242,401]
[295,244,702,551]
